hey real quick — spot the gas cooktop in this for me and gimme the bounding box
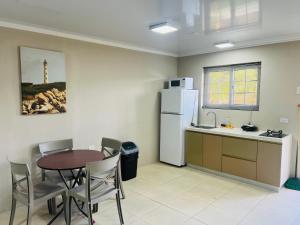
[259,130,287,138]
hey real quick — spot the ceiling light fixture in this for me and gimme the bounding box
[149,22,178,34]
[214,41,235,49]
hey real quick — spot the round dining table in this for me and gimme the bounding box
[37,150,105,171]
[37,150,105,224]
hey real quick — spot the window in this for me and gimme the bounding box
[203,62,261,111]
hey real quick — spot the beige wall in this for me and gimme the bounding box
[178,41,300,177]
[0,27,177,211]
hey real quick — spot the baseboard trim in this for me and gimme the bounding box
[187,164,280,192]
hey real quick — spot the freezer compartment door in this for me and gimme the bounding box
[161,89,183,114]
[160,114,185,166]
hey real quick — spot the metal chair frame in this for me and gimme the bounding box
[9,161,68,225]
[68,152,124,225]
[38,139,74,214]
[101,137,125,199]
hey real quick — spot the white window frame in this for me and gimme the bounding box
[203,62,261,111]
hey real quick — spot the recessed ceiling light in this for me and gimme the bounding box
[214,41,235,49]
[149,22,178,34]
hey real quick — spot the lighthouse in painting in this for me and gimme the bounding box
[43,59,48,84]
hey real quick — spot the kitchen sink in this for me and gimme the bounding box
[194,125,215,129]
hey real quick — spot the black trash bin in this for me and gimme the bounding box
[121,142,139,181]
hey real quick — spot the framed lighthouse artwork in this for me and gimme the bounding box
[20,47,67,115]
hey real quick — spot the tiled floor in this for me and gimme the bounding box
[1,163,300,225]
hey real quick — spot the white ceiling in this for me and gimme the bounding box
[1,0,300,57]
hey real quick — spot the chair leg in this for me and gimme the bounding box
[47,199,53,215]
[118,163,125,199]
[87,203,93,225]
[62,193,68,224]
[51,197,57,214]
[26,204,32,225]
[68,197,72,225]
[9,198,16,225]
[92,203,98,213]
[116,191,124,225]
[47,197,57,215]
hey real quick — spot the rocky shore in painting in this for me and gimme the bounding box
[21,82,66,115]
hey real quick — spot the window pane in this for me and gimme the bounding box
[209,93,219,104]
[234,81,246,93]
[234,69,246,82]
[209,82,219,93]
[209,93,230,105]
[220,93,230,104]
[246,68,258,81]
[245,93,257,105]
[207,70,230,105]
[246,81,257,93]
[209,71,230,84]
[233,93,245,105]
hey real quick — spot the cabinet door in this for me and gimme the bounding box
[222,137,257,162]
[222,156,257,180]
[257,142,282,187]
[203,134,222,171]
[185,131,203,166]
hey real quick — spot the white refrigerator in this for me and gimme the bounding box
[160,88,198,166]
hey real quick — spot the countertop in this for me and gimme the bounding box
[186,126,291,144]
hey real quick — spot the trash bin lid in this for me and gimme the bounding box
[121,142,138,155]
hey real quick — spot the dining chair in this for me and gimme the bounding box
[68,152,124,225]
[38,139,75,214]
[9,161,68,225]
[101,137,125,199]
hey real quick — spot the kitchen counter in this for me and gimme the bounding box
[186,126,291,144]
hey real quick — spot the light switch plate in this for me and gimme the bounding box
[297,86,300,95]
[280,117,289,124]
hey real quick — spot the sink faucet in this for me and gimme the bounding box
[207,111,217,128]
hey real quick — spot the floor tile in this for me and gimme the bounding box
[122,191,160,217]
[194,205,242,225]
[182,218,207,225]
[210,183,270,221]
[130,217,151,225]
[141,205,189,225]
[160,190,214,217]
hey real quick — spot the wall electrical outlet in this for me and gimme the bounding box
[88,145,96,150]
[297,86,300,95]
[280,117,289,124]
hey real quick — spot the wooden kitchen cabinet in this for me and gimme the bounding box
[222,156,257,180]
[203,134,222,171]
[222,137,258,161]
[185,128,291,188]
[257,142,282,186]
[185,131,203,166]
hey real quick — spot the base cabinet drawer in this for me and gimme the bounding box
[222,137,257,161]
[222,156,257,180]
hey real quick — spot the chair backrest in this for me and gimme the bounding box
[38,139,73,156]
[10,161,33,203]
[101,137,122,156]
[85,152,121,200]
